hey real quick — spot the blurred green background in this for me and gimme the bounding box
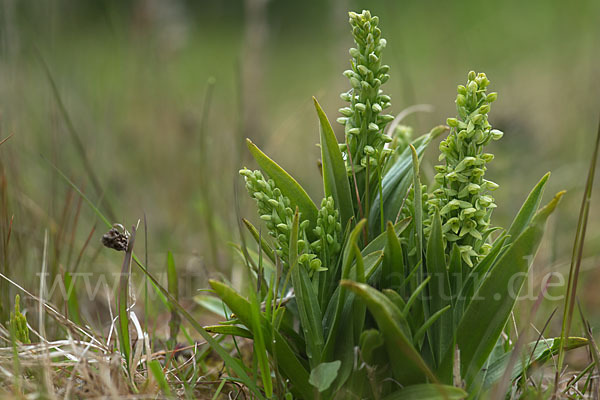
[0,0,599,331]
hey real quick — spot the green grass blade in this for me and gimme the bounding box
[450,191,564,386]
[382,384,467,400]
[63,271,81,326]
[341,280,435,384]
[481,337,587,391]
[36,50,116,221]
[148,359,173,398]
[166,251,181,349]
[314,97,354,228]
[210,280,312,399]
[117,226,135,372]
[246,139,319,240]
[556,116,600,389]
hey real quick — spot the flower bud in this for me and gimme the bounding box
[491,129,504,140]
[478,104,490,114]
[339,107,353,117]
[357,64,369,76]
[447,118,459,127]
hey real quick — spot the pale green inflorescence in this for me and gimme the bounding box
[338,10,395,172]
[427,71,503,267]
[10,294,30,344]
[240,168,324,272]
[311,196,342,267]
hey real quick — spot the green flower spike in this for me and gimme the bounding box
[311,196,342,268]
[240,168,322,271]
[338,10,395,172]
[427,71,503,267]
[10,294,30,344]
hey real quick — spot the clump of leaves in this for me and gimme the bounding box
[207,9,587,400]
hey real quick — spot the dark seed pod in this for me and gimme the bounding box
[101,226,129,252]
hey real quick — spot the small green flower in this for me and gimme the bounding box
[426,71,502,266]
[338,10,394,172]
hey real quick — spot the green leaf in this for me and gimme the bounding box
[382,221,405,292]
[480,337,587,391]
[341,280,435,384]
[194,294,231,318]
[364,217,411,256]
[452,236,508,326]
[410,145,423,271]
[359,329,385,365]
[247,139,319,240]
[247,263,273,397]
[426,211,452,365]
[290,209,324,368]
[210,280,312,399]
[309,360,342,393]
[148,360,173,397]
[321,220,367,391]
[449,191,565,386]
[314,97,354,228]
[204,325,253,338]
[382,384,467,400]
[506,172,550,244]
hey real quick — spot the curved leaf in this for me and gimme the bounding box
[506,172,550,244]
[341,280,435,384]
[209,280,313,399]
[204,325,253,338]
[247,138,319,240]
[449,191,565,386]
[314,97,354,228]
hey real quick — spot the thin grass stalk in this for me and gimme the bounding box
[555,115,600,396]
[34,49,116,222]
